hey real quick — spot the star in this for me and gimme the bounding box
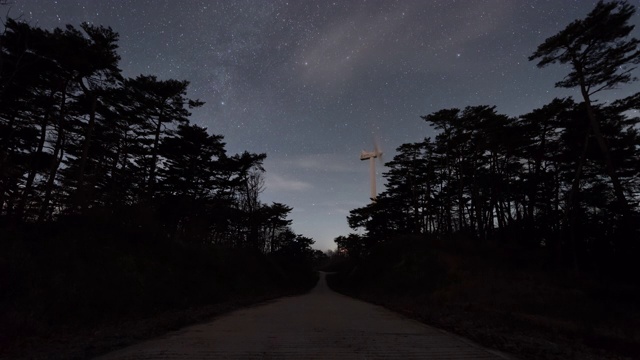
[10,0,634,250]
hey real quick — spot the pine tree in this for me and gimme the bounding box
[530,0,640,212]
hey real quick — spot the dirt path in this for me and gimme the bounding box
[94,272,513,359]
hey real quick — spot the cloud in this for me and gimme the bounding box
[295,1,517,86]
[293,153,362,173]
[269,153,363,173]
[265,173,313,192]
[295,8,404,85]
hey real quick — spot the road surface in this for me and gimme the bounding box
[95,272,511,359]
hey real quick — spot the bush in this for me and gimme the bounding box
[0,220,314,345]
[336,236,448,297]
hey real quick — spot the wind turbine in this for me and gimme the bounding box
[360,139,383,202]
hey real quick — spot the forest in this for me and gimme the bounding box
[336,0,640,277]
[0,12,320,359]
[329,2,640,358]
[3,0,640,359]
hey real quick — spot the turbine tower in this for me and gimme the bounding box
[360,140,383,202]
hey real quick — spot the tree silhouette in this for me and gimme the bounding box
[125,75,203,199]
[0,18,308,255]
[530,0,640,213]
[67,23,122,211]
[159,123,225,198]
[342,96,640,272]
[0,17,318,350]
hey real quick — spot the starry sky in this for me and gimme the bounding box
[8,0,640,250]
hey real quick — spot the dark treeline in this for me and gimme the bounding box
[327,3,640,357]
[0,17,317,253]
[337,1,640,276]
[0,13,320,356]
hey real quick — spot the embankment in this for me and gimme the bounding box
[0,223,317,359]
[327,236,639,360]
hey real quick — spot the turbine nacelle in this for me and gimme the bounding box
[359,139,384,202]
[360,150,382,161]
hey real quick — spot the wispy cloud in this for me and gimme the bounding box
[273,153,364,173]
[265,173,313,192]
[295,1,517,86]
[295,7,405,85]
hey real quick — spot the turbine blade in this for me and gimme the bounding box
[373,136,381,155]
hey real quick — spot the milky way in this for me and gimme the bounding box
[9,0,639,250]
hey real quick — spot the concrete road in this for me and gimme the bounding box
[95,272,511,359]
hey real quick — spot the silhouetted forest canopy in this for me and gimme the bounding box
[326,4,640,358]
[337,0,640,276]
[0,11,321,356]
[0,16,324,251]
[0,18,312,250]
[2,1,640,358]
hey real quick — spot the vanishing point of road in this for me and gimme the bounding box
[95,272,512,359]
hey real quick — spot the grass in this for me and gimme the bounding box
[0,223,318,359]
[327,236,640,359]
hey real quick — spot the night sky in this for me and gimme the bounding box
[9,1,640,250]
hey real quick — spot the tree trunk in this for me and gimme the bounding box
[0,113,18,217]
[38,131,65,223]
[38,82,68,222]
[564,127,591,276]
[528,118,549,235]
[148,110,165,197]
[574,61,629,212]
[75,86,98,212]
[17,101,54,219]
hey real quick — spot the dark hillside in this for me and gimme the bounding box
[328,236,639,359]
[0,217,317,359]
[332,4,640,358]
[0,17,318,359]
